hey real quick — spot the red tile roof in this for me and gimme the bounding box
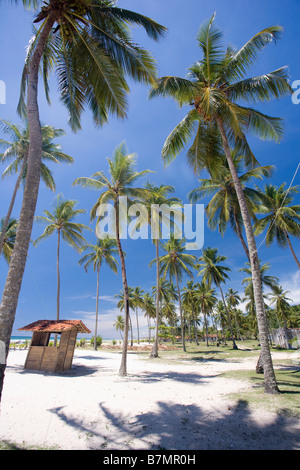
[18,320,91,334]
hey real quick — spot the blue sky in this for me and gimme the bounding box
[0,0,299,338]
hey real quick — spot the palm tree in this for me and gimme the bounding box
[188,154,273,261]
[0,0,166,399]
[197,247,237,349]
[195,280,217,347]
[141,292,156,343]
[0,218,17,265]
[131,286,145,344]
[78,238,118,350]
[114,315,125,341]
[154,235,197,352]
[182,281,200,345]
[226,288,242,340]
[115,287,136,346]
[0,121,73,256]
[241,260,279,369]
[142,183,182,357]
[34,196,90,344]
[253,183,300,270]
[73,142,152,375]
[268,285,292,330]
[149,14,292,393]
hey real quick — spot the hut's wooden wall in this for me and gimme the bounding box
[24,328,78,372]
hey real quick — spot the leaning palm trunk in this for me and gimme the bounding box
[233,210,250,262]
[217,119,279,394]
[0,14,57,402]
[150,239,160,358]
[285,231,300,270]
[115,200,130,376]
[0,156,27,257]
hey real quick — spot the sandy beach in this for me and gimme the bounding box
[0,347,299,450]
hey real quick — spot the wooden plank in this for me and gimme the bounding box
[24,346,45,370]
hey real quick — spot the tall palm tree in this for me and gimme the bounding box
[131,286,145,344]
[0,0,166,400]
[34,196,90,343]
[141,292,156,343]
[241,260,279,369]
[268,285,292,330]
[188,154,273,261]
[197,247,237,349]
[114,315,125,341]
[73,142,152,375]
[115,287,136,346]
[182,281,200,345]
[154,235,197,352]
[78,238,118,350]
[195,280,217,347]
[142,183,182,357]
[226,288,242,340]
[0,218,17,265]
[0,120,73,256]
[253,183,300,270]
[149,14,292,393]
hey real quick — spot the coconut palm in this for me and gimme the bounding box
[131,286,145,344]
[182,281,200,345]
[149,14,292,393]
[0,121,73,256]
[0,1,166,399]
[73,142,152,375]
[141,292,156,343]
[115,287,138,346]
[197,247,237,349]
[34,196,90,344]
[188,154,273,261]
[226,288,242,340]
[78,238,118,350]
[268,285,292,330]
[153,235,197,352]
[0,218,18,265]
[195,280,217,347]
[253,183,300,270]
[114,315,125,341]
[141,183,182,357]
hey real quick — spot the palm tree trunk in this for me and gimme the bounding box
[203,309,209,347]
[217,118,279,394]
[0,13,57,402]
[0,156,27,257]
[174,267,186,352]
[285,231,300,270]
[193,310,199,345]
[233,209,250,262]
[150,239,160,358]
[115,200,130,376]
[218,283,238,350]
[94,265,100,351]
[129,313,133,346]
[54,228,61,347]
[135,308,140,344]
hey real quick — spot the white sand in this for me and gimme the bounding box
[0,347,299,450]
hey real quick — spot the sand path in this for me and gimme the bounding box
[0,348,299,450]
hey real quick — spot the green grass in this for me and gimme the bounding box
[222,368,300,417]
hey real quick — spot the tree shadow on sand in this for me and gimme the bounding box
[48,397,300,450]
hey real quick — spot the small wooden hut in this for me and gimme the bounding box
[18,320,91,372]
